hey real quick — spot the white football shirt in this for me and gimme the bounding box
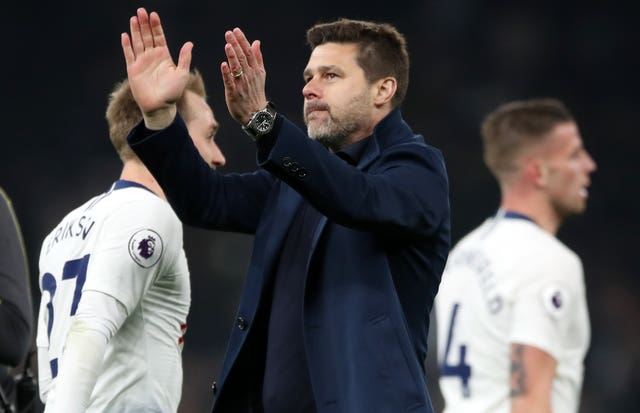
[37,181,190,412]
[435,210,590,413]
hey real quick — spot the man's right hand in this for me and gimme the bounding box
[121,7,193,130]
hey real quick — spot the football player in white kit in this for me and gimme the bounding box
[436,99,596,413]
[36,71,225,412]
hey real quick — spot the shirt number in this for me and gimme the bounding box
[42,254,90,377]
[440,302,472,397]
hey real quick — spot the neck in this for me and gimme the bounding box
[500,186,561,235]
[349,108,391,144]
[119,160,167,201]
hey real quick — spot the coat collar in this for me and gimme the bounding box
[356,108,415,171]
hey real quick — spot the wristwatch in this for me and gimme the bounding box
[242,102,276,140]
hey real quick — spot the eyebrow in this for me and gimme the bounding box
[303,65,341,79]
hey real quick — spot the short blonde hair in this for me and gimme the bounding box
[105,70,206,162]
[481,98,574,180]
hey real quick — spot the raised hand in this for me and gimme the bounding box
[121,8,193,129]
[221,28,268,125]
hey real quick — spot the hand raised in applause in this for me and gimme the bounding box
[221,28,269,126]
[121,7,193,129]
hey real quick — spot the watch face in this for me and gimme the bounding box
[254,111,274,133]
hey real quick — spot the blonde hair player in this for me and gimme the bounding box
[436,98,596,413]
[36,72,224,412]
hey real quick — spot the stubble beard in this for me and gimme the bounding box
[305,92,371,152]
[307,117,359,152]
[549,189,587,227]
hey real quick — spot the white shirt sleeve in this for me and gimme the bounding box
[509,252,583,360]
[43,290,127,413]
[81,200,178,314]
[37,297,53,403]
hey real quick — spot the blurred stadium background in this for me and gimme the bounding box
[1,0,637,411]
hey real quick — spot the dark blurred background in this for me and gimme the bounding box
[1,0,637,411]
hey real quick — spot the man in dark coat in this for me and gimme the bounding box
[121,8,450,413]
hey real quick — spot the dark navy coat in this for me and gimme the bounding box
[128,108,450,413]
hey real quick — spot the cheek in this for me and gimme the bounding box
[191,137,211,159]
[191,138,204,153]
[207,142,218,156]
[565,165,583,185]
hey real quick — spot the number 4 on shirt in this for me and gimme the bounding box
[440,302,472,397]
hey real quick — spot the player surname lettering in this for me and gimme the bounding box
[45,215,95,255]
[452,250,503,314]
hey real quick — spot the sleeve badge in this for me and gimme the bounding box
[128,229,163,268]
[541,285,570,319]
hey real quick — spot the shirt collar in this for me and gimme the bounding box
[335,136,371,166]
[496,208,537,225]
[111,180,154,194]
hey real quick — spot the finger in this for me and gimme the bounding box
[149,11,166,48]
[251,40,264,69]
[177,42,194,73]
[232,27,256,68]
[225,30,249,72]
[121,33,135,67]
[129,16,144,57]
[136,8,154,49]
[224,41,243,78]
[220,62,237,91]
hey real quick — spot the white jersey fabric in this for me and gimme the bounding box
[435,210,590,413]
[37,181,190,412]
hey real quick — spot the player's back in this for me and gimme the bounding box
[435,212,589,413]
[37,182,190,412]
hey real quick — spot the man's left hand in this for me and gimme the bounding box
[221,28,269,126]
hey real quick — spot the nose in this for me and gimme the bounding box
[211,143,226,168]
[303,77,320,100]
[584,151,597,173]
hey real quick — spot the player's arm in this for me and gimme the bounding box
[509,343,557,413]
[44,291,127,413]
[36,297,53,402]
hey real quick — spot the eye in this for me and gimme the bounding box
[570,147,584,159]
[325,73,338,79]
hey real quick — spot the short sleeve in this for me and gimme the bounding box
[508,252,583,360]
[81,198,181,314]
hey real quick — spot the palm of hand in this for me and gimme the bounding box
[127,47,189,114]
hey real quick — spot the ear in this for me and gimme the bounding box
[373,77,397,106]
[524,157,548,188]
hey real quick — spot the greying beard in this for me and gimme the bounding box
[308,127,350,152]
[307,113,365,152]
[305,89,371,151]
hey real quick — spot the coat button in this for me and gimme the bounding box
[297,168,307,178]
[237,316,247,330]
[211,380,217,394]
[282,157,293,167]
[290,162,300,173]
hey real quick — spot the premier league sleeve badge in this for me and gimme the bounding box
[129,229,164,268]
[541,285,570,319]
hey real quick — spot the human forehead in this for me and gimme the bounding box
[182,91,216,123]
[303,42,361,75]
[182,90,207,111]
